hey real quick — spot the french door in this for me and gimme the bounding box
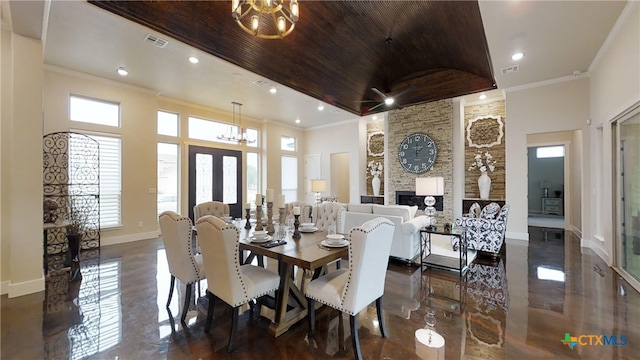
[188,145,242,220]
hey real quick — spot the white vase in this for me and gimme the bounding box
[478,171,491,199]
[372,174,381,196]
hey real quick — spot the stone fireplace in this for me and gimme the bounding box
[396,191,443,211]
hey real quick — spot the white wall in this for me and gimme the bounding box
[505,78,590,240]
[588,3,640,264]
[2,33,46,297]
[305,119,362,204]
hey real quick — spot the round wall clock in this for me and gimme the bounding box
[398,133,438,174]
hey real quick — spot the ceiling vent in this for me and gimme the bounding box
[253,79,269,86]
[501,65,519,75]
[144,34,169,48]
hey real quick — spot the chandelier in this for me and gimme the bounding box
[232,0,299,39]
[217,102,255,144]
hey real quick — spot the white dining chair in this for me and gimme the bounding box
[196,215,280,352]
[305,217,395,360]
[194,201,230,221]
[158,211,206,324]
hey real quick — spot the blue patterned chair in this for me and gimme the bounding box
[455,202,509,258]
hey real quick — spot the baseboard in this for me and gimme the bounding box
[0,281,8,295]
[506,231,529,241]
[590,242,611,265]
[101,231,160,247]
[7,276,45,298]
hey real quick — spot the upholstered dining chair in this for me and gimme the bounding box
[158,211,206,324]
[305,217,395,360]
[312,202,346,233]
[284,201,312,223]
[194,201,230,221]
[196,215,280,352]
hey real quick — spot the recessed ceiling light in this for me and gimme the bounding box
[384,98,394,105]
[317,104,324,111]
[117,67,128,76]
[479,94,487,100]
[269,86,277,94]
[511,52,524,61]
[372,116,378,120]
[295,119,301,124]
[188,56,199,64]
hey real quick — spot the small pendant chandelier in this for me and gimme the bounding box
[232,0,299,39]
[217,102,255,144]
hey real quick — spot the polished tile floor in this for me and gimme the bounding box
[2,228,639,359]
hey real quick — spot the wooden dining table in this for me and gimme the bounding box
[237,227,348,337]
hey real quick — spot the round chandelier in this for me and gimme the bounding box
[232,0,299,39]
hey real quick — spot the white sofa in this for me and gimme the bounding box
[340,203,431,262]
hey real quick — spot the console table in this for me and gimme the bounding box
[420,226,470,276]
[360,195,384,205]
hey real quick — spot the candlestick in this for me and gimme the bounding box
[292,214,301,240]
[244,208,252,229]
[279,207,285,227]
[266,189,274,202]
[255,205,264,231]
[266,201,275,234]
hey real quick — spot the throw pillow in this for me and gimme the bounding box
[468,202,481,218]
[451,236,459,252]
[480,202,501,219]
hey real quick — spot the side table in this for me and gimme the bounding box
[419,226,470,276]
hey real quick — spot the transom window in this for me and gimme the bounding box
[536,146,564,158]
[70,95,120,127]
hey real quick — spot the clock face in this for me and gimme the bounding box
[398,133,438,174]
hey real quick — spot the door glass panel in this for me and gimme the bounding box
[223,156,237,204]
[196,153,213,204]
[157,143,178,215]
[620,113,640,281]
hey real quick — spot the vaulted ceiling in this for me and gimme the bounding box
[89,1,497,116]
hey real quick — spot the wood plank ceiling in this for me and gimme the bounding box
[90,1,497,116]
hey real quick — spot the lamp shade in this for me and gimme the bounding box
[310,179,327,192]
[416,177,445,196]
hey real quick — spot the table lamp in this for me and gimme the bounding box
[416,177,444,230]
[310,179,327,205]
[540,180,551,198]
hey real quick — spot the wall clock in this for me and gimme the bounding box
[398,133,438,174]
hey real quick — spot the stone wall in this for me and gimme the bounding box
[388,100,454,224]
[464,100,506,199]
[366,121,385,196]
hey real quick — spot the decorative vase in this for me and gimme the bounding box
[372,174,381,196]
[478,171,491,200]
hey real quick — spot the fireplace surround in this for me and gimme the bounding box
[396,191,443,211]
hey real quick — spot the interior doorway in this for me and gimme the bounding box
[527,145,565,229]
[330,152,350,203]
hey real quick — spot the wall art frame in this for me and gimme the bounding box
[466,115,504,148]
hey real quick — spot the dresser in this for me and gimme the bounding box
[542,197,563,215]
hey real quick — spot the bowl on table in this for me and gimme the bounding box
[326,234,345,245]
[253,230,268,240]
[299,222,315,230]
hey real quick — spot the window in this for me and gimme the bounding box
[246,128,258,147]
[536,146,564,158]
[157,143,179,215]
[247,152,258,206]
[281,136,296,151]
[188,116,238,144]
[71,133,122,228]
[281,156,297,202]
[157,111,179,137]
[70,95,120,127]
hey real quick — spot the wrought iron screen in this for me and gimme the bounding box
[43,132,100,273]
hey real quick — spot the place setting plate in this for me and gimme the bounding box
[250,235,273,243]
[299,227,318,233]
[320,239,349,248]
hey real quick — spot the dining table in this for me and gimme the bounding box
[237,225,349,338]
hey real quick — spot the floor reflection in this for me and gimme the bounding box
[2,228,639,359]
